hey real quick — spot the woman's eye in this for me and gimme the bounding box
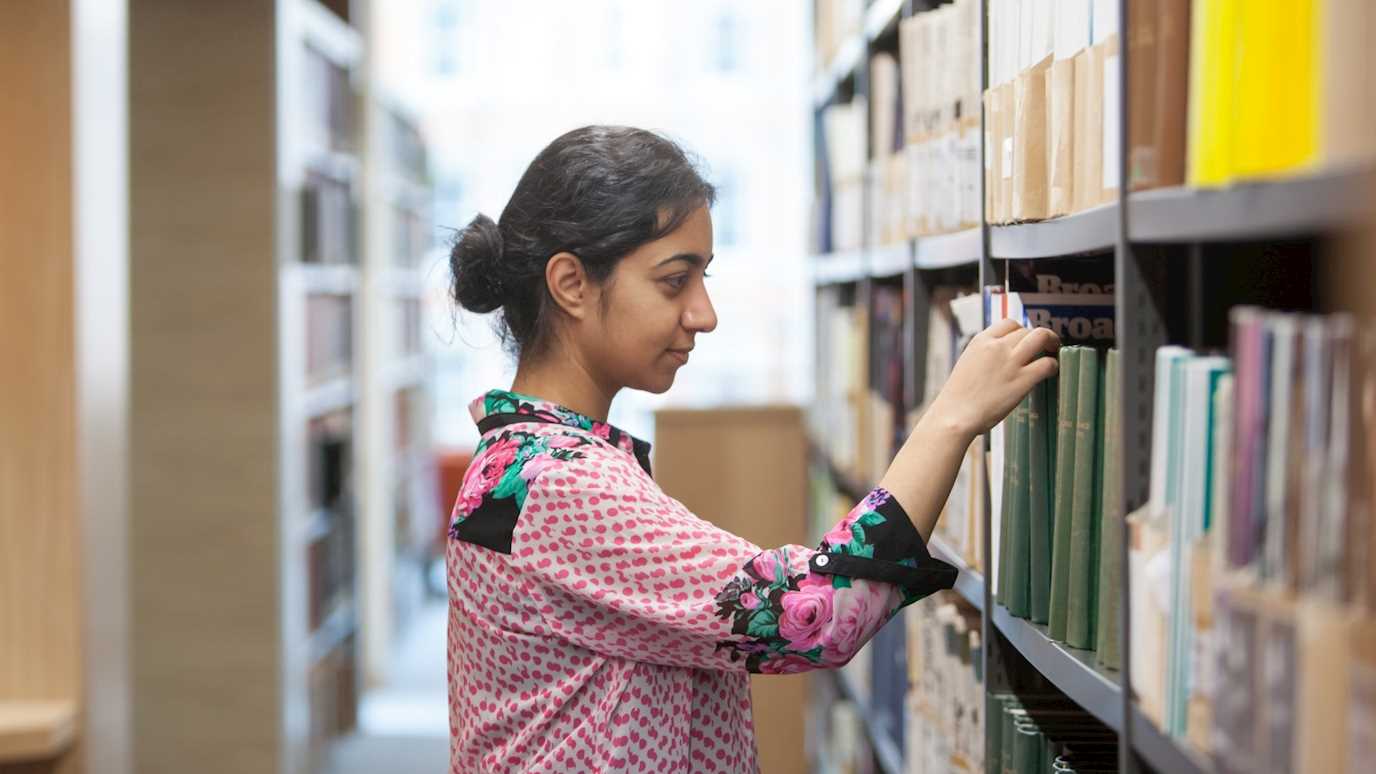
[664,275,688,290]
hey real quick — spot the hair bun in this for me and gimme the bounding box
[450,213,507,314]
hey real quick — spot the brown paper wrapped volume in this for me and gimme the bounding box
[1013,56,1053,223]
[1073,47,1101,214]
[1047,57,1076,218]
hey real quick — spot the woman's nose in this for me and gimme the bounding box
[685,287,718,333]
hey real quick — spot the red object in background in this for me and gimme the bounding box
[435,448,474,548]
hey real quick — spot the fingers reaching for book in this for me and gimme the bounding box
[1013,326,1063,366]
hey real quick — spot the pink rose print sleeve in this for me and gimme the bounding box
[497,443,958,675]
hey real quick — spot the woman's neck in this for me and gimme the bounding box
[509,354,616,423]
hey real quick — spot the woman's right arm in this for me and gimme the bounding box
[879,318,1061,543]
[450,321,1058,674]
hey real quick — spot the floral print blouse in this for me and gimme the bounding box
[447,388,957,773]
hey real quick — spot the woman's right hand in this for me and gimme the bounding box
[928,318,1061,437]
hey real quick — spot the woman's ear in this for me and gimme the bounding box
[545,251,592,320]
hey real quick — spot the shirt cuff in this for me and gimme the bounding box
[810,486,959,599]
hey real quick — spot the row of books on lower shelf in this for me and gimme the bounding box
[986,694,1118,774]
[902,590,1123,774]
[987,304,1376,771]
[1127,308,1376,773]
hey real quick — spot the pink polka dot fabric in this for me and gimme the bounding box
[447,389,957,773]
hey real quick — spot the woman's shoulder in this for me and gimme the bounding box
[448,421,652,553]
[455,424,631,516]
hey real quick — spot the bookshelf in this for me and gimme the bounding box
[358,89,438,684]
[277,2,366,766]
[809,1,1376,773]
[122,2,435,772]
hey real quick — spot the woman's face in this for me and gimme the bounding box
[585,204,718,394]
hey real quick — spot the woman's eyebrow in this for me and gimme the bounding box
[655,252,714,269]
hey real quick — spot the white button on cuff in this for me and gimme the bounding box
[815,555,829,567]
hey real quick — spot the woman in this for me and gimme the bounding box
[445,125,1059,773]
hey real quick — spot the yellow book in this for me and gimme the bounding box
[1186,0,1238,186]
[1234,0,1320,179]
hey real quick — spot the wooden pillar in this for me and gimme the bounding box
[128,2,283,773]
[0,2,82,773]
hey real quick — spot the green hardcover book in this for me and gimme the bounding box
[1066,347,1101,650]
[1005,394,1032,617]
[1029,375,1057,624]
[1048,346,1081,640]
[987,694,1017,774]
[1096,348,1123,670]
[1013,722,1043,773]
[998,413,1016,608]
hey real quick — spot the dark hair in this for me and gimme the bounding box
[448,125,717,363]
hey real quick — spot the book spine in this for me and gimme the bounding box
[1006,394,1033,617]
[1049,346,1082,641]
[1096,348,1123,670]
[1029,376,1056,623]
[1066,347,1102,650]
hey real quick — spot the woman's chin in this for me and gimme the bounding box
[633,367,679,394]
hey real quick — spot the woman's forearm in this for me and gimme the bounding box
[876,403,977,543]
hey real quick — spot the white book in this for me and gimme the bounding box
[1148,347,1192,524]
[1169,356,1230,735]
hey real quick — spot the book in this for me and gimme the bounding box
[1029,374,1057,624]
[1003,394,1033,617]
[1048,346,1082,641]
[1095,347,1123,670]
[1065,346,1101,650]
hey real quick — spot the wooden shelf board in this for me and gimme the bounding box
[0,700,77,764]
